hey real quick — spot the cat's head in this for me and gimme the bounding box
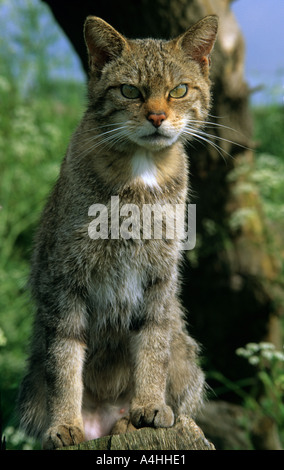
[84,16,218,153]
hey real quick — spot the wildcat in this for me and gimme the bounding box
[18,15,218,449]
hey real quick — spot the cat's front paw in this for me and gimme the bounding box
[42,424,85,449]
[130,402,174,429]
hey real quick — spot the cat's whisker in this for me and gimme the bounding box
[104,128,137,151]
[190,128,242,148]
[207,112,229,120]
[81,126,128,143]
[76,121,128,135]
[187,119,240,134]
[97,132,126,151]
[78,126,129,156]
[188,132,231,158]
[79,127,131,157]
[185,122,248,151]
[183,127,233,162]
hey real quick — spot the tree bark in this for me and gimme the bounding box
[58,416,215,450]
[42,0,283,448]
[197,400,283,450]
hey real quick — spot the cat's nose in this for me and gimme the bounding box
[147,112,166,128]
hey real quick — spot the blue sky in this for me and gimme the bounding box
[231,0,284,103]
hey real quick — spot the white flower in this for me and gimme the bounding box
[246,343,260,353]
[248,356,260,366]
[236,347,250,358]
[258,342,275,351]
[273,351,284,362]
[261,350,274,361]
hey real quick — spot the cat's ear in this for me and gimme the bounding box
[84,16,128,73]
[176,15,218,72]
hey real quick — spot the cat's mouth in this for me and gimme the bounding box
[140,130,174,144]
[130,126,179,151]
[142,130,167,139]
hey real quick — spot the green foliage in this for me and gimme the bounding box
[211,103,284,448]
[0,0,85,449]
[0,0,84,94]
[252,105,284,161]
[252,105,284,283]
[252,153,284,223]
[207,342,284,449]
[0,80,85,446]
[236,343,284,429]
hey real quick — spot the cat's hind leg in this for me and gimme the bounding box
[82,393,131,440]
[166,329,205,420]
[110,416,137,435]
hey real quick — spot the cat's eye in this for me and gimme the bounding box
[121,84,141,99]
[169,84,188,99]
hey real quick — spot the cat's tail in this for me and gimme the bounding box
[17,365,48,440]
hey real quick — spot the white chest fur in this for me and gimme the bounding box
[131,150,158,188]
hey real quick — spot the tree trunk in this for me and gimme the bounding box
[42,0,283,448]
[58,416,215,450]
